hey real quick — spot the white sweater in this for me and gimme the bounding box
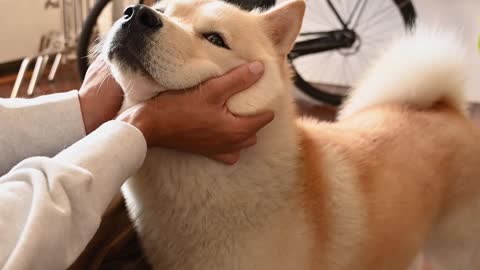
[0,91,147,270]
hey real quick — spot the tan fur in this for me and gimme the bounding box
[298,103,480,269]
[98,0,480,269]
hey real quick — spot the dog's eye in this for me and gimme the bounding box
[203,33,229,49]
[155,8,164,13]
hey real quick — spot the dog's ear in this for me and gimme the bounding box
[261,0,305,55]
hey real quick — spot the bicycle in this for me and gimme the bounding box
[289,0,416,105]
[77,0,416,106]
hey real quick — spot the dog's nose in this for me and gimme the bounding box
[123,5,162,29]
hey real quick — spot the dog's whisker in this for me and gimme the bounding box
[123,79,136,97]
[96,73,112,96]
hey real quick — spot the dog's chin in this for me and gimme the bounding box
[108,43,157,82]
[108,58,166,111]
[107,46,196,96]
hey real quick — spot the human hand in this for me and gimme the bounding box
[78,57,124,134]
[117,61,274,164]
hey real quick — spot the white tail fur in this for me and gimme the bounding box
[338,27,467,120]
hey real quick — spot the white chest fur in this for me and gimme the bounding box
[121,112,313,270]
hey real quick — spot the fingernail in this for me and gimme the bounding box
[248,61,264,75]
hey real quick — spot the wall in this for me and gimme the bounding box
[0,0,62,63]
[0,0,140,64]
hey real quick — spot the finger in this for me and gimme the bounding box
[236,135,257,149]
[209,152,241,165]
[234,111,274,135]
[221,135,258,153]
[86,56,109,74]
[203,61,264,104]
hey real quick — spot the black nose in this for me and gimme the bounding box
[123,5,162,29]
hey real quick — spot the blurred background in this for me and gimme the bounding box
[0,0,478,121]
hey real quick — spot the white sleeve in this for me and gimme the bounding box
[0,91,86,175]
[0,121,147,270]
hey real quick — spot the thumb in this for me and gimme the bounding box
[208,152,241,165]
[204,61,265,104]
[234,111,275,135]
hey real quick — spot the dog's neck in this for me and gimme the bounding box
[227,60,301,170]
[124,70,303,269]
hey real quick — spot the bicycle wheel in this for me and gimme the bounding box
[77,0,112,79]
[290,0,416,106]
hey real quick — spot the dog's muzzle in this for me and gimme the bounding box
[122,4,163,30]
[107,4,162,67]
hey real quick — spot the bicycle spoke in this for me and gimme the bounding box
[351,0,369,28]
[342,56,351,87]
[362,19,403,41]
[352,54,364,83]
[347,0,367,26]
[362,33,399,47]
[362,38,391,48]
[363,19,402,36]
[356,6,399,33]
[346,0,362,24]
[293,51,328,82]
[322,52,335,77]
[356,1,401,31]
[346,57,354,87]
[326,0,347,29]
[359,42,386,55]
[307,0,336,29]
[357,52,371,78]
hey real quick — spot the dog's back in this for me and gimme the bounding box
[298,28,480,270]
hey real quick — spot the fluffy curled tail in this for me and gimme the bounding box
[338,27,467,120]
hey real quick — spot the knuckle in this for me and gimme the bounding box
[227,133,244,144]
[239,72,251,86]
[235,130,250,142]
[228,135,241,144]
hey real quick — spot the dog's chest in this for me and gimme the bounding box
[122,147,303,270]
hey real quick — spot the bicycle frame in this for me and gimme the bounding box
[289,29,356,58]
[289,0,366,59]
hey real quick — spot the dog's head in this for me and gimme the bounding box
[103,0,305,114]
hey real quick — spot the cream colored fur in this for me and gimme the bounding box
[339,27,467,119]
[102,1,480,270]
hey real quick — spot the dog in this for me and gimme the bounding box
[102,0,480,269]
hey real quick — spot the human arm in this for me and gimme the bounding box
[0,91,85,176]
[0,121,147,270]
[0,60,272,270]
[0,58,123,176]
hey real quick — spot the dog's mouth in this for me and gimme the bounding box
[109,44,152,79]
[105,4,164,84]
[107,28,155,80]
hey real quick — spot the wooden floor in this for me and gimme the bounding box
[0,60,478,126]
[0,61,82,99]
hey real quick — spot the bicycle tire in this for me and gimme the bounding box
[292,0,416,106]
[77,0,112,80]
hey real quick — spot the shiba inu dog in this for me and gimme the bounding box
[102,0,480,269]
